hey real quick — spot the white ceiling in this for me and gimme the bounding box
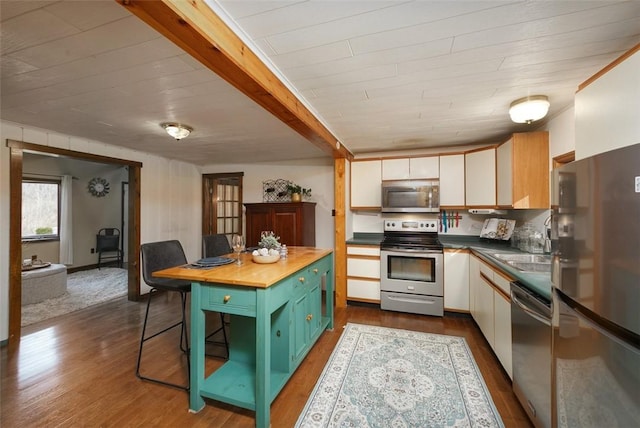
[2,1,639,165]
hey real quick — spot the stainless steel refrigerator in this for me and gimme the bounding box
[551,143,640,427]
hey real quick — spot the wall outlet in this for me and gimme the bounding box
[635,176,640,193]
[91,248,95,254]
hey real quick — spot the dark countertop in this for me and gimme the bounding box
[346,232,384,245]
[439,235,553,301]
[345,233,552,301]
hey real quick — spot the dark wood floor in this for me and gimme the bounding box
[1,294,531,427]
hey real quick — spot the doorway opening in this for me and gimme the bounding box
[8,139,142,345]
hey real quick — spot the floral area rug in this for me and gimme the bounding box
[21,267,127,326]
[296,323,504,428]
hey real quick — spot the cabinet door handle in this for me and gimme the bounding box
[306,314,313,321]
[223,295,231,303]
[299,277,305,283]
[312,268,318,274]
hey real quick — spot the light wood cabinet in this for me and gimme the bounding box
[439,154,465,206]
[351,160,382,209]
[444,249,469,311]
[496,132,549,209]
[465,147,496,206]
[382,156,439,180]
[244,202,315,248]
[347,245,380,302]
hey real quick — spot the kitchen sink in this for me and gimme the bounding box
[490,253,552,264]
[507,262,551,273]
[488,253,552,273]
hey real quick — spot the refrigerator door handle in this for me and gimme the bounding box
[558,291,640,354]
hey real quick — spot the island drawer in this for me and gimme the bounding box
[199,285,256,316]
[292,257,331,294]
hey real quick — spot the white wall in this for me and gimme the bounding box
[1,120,203,342]
[202,157,335,250]
[545,106,576,168]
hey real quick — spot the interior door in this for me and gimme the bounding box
[202,173,244,240]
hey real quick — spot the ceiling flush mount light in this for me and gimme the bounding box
[509,95,550,124]
[161,122,193,140]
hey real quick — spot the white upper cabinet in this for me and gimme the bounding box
[465,147,496,206]
[382,158,410,180]
[382,156,439,180]
[409,156,439,179]
[350,160,382,209]
[575,48,639,160]
[439,154,465,206]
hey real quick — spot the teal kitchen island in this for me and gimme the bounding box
[154,247,334,428]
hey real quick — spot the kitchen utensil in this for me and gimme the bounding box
[456,212,459,227]
[443,210,447,232]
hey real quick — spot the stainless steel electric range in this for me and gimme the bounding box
[380,218,444,316]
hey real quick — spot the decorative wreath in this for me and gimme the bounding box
[88,177,110,197]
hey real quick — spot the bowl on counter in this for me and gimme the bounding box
[252,254,281,264]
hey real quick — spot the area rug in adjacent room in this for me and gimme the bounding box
[21,267,127,326]
[296,323,504,428]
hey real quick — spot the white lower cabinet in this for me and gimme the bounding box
[494,292,512,378]
[469,253,513,379]
[347,245,381,302]
[469,254,480,317]
[444,249,469,311]
[476,274,495,346]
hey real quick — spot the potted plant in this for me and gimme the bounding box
[286,182,311,202]
[258,231,281,250]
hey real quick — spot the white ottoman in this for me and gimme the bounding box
[21,264,67,305]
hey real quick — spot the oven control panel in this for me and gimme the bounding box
[383,219,438,232]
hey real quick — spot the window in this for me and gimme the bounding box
[22,179,60,240]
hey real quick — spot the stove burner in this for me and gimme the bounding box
[380,231,443,252]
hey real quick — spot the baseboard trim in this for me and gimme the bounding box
[67,263,126,274]
[67,264,99,274]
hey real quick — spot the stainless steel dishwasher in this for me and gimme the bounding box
[511,281,552,428]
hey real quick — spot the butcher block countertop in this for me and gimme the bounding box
[153,246,332,288]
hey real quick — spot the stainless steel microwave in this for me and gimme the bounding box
[381,179,439,213]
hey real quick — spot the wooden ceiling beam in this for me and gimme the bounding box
[117,0,352,160]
